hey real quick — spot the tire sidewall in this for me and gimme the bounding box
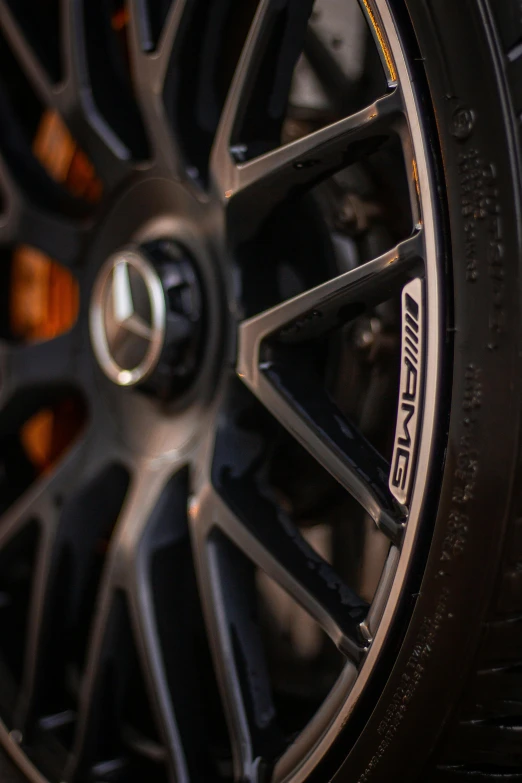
[329,1,522,780]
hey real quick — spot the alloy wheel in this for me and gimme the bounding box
[0,1,443,782]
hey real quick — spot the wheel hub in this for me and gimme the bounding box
[90,241,205,397]
[80,176,224,460]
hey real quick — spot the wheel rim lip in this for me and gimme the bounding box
[270,1,444,780]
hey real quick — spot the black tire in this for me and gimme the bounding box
[1,1,522,782]
[331,1,522,780]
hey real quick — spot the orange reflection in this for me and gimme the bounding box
[21,398,86,473]
[361,0,397,84]
[10,246,79,341]
[33,110,103,203]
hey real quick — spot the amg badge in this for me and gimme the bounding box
[389,278,423,506]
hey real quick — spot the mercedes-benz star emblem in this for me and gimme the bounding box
[90,250,167,387]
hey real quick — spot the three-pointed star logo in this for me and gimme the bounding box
[110,260,154,341]
[90,249,166,387]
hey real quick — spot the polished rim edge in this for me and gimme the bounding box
[269,1,442,779]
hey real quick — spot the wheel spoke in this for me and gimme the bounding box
[233,90,399,197]
[128,0,189,174]
[197,485,368,662]
[1,0,130,191]
[210,0,317,197]
[1,328,82,411]
[214,88,402,242]
[18,203,88,268]
[155,0,188,85]
[129,0,189,93]
[257,363,403,540]
[122,468,192,783]
[57,0,133,190]
[237,235,423,539]
[67,463,184,782]
[0,148,88,268]
[0,430,92,553]
[210,0,275,191]
[359,544,400,643]
[11,430,116,729]
[126,576,189,783]
[239,232,422,359]
[64,590,119,781]
[0,0,57,109]
[205,380,369,656]
[190,486,284,782]
[65,474,146,781]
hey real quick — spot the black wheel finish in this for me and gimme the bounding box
[0,2,520,783]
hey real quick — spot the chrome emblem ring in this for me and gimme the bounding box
[89,249,166,387]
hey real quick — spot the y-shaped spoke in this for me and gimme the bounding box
[210,0,321,195]
[195,486,368,661]
[67,462,192,783]
[129,0,189,95]
[66,466,163,776]
[190,473,368,781]
[237,234,423,538]
[0,0,131,192]
[188,371,371,778]
[128,0,189,175]
[210,0,278,191]
[118,466,193,783]
[208,0,403,238]
[189,486,284,783]
[207,0,406,244]
[11,430,119,731]
[56,0,133,189]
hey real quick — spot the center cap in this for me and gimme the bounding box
[90,249,167,387]
[90,242,204,395]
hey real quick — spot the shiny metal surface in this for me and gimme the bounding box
[89,249,167,387]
